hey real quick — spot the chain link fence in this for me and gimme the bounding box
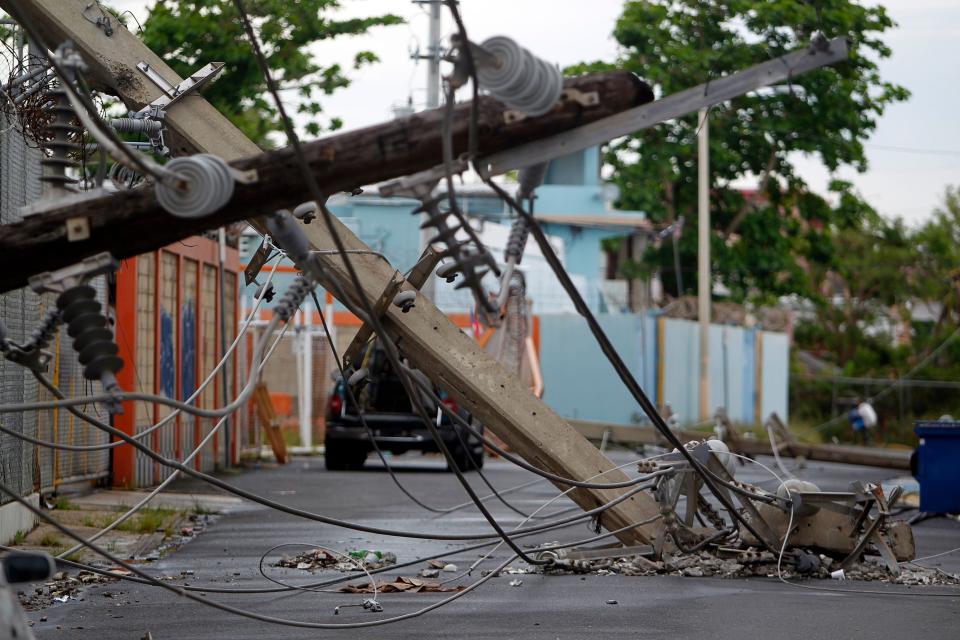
[1,91,111,503]
[237,320,333,452]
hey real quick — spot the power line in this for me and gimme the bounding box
[867,144,960,157]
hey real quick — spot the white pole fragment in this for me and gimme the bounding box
[697,108,710,422]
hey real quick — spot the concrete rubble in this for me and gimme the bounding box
[275,548,398,572]
[524,550,960,586]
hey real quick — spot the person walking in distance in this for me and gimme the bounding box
[848,403,868,444]
[857,397,878,443]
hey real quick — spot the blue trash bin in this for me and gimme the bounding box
[914,420,960,513]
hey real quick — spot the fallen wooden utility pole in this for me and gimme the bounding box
[570,416,911,471]
[0,68,649,293]
[3,0,665,544]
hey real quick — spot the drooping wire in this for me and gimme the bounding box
[0,479,609,599]
[0,479,524,629]
[0,254,283,452]
[227,0,599,567]
[1,6,180,186]
[480,178,776,550]
[56,321,290,559]
[718,450,960,599]
[22,348,663,543]
[309,289,536,518]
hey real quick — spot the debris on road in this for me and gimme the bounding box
[539,549,960,587]
[275,548,397,572]
[338,577,462,593]
[17,570,119,611]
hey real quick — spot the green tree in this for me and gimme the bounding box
[571,0,908,304]
[911,186,960,331]
[141,1,402,146]
[796,211,916,368]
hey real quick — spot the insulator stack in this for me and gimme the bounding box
[57,285,123,391]
[516,163,549,201]
[108,162,144,189]
[109,117,163,136]
[275,276,312,322]
[25,308,63,353]
[40,83,81,195]
[504,217,530,265]
[475,36,563,117]
[414,195,498,311]
[155,154,235,218]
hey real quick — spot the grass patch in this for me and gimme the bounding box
[115,507,178,535]
[39,532,63,547]
[81,516,98,528]
[51,497,79,510]
[191,501,218,516]
[12,530,27,545]
[281,428,301,448]
[63,551,84,563]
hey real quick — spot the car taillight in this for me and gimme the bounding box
[441,396,458,414]
[328,393,343,416]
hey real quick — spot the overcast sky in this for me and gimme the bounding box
[110,0,960,226]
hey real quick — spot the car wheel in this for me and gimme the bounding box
[447,443,484,472]
[468,448,484,470]
[325,441,367,471]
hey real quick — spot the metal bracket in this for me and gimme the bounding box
[406,245,445,289]
[65,216,91,242]
[2,337,53,374]
[244,238,272,286]
[502,110,525,125]
[340,245,444,370]
[135,61,225,116]
[342,271,406,370]
[542,544,655,562]
[28,252,118,295]
[378,159,469,200]
[230,167,259,185]
[82,2,114,37]
[504,90,598,124]
[131,61,225,155]
[562,88,600,108]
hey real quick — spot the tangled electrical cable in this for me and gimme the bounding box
[27,30,174,184]
[308,289,539,519]
[226,0,651,570]
[0,253,282,453]
[7,4,955,633]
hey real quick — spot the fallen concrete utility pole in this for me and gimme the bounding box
[0,67,649,293]
[1,0,665,545]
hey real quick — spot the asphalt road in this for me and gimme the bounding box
[31,450,960,639]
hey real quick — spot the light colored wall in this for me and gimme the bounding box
[539,314,789,426]
[0,494,39,546]
[761,332,790,422]
[539,314,657,424]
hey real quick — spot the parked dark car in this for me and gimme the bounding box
[324,341,484,471]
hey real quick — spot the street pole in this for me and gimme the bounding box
[301,302,314,449]
[697,108,710,422]
[417,0,443,299]
[425,1,441,110]
[218,227,231,468]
